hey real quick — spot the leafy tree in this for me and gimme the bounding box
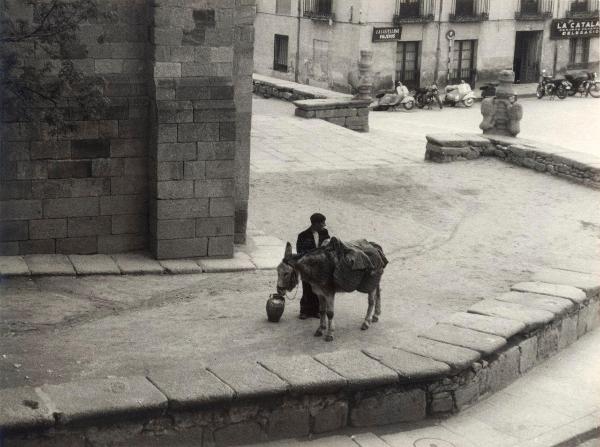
[0,0,108,133]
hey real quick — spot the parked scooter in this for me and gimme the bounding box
[370,81,416,111]
[536,70,572,100]
[414,83,443,109]
[564,70,600,98]
[443,80,476,107]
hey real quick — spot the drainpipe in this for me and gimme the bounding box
[295,0,302,83]
[433,0,444,84]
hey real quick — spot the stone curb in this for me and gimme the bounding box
[424,133,600,189]
[0,236,286,278]
[1,265,599,446]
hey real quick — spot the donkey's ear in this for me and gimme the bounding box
[284,242,293,258]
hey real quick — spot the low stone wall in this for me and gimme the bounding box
[294,99,371,133]
[425,133,600,189]
[2,266,599,447]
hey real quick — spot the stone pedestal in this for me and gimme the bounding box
[480,70,523,137]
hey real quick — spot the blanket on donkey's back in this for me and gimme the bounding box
[329,237,388,293]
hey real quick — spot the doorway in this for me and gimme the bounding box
[396,41,420,90]
[513,31,542,83]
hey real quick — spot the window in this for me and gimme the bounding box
[273,34,289,72]
[276,0,291,15]
[304,0,333,19]
[570,0,589,12]
[455,0,474,16]
[570,38,590,65]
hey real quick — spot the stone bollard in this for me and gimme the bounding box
[356,50,374,100]
[480,70,523,137]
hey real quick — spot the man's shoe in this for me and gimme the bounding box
[299,313,309,320]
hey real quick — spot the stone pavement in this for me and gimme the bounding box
[244,328,600,447]
[0,230,285,277]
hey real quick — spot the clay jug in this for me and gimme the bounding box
[266,293,285,322]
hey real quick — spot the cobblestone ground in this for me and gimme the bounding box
[1,97,599,390]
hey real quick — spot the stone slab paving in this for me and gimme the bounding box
[24,254,75,276]
[440,312,526,339]
[207,361,289,400]
[259,355,347,394]
[313,350,398,389]
[468,299,555,331]
[495,291,575,317]
[362,347,451,381]
[39,376,167,425]
[112,253,165,275]
[69,254,120,275]
[511,281,588,305]
[198,252,256,273]
[158,259,203,274]
[393,337,481,371]
[420,324,506,355]
[550,258,600,276]
[0,256,30,277]
[0,386,54,432]
[147,367,233,410]
[531,268,600,298]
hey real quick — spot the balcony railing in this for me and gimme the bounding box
[303,0,335,21]
[515,0,553,19]
[393,0,435,24]
[566,0,599,18]
[449,0,490,22]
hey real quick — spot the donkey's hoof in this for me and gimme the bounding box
[314,329,323,337]
[361,322,370,330]
[372,315,379,323]
[324,335,334,342]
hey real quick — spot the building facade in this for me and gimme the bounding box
[254,0,599,92]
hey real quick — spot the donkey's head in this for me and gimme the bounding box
[276,242,299,295]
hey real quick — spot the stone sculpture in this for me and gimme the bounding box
[480,70,523,137]
[356,50,374,100]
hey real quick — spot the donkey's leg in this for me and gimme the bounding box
[361,290,375,330]
[324,295,335,342]
[314,294,327,337]
[373,284,381,323]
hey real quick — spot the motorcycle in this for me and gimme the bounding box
[370,82,415,111]
[415,83,443,109]
[443,81,476,107]
[536,70,572,100]
[564,70,600,98]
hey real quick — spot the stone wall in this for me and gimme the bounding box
[424,133,600,190]
[0,0,255,258]
[294,99,371,132]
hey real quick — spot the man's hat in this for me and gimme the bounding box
[310,213,326,224]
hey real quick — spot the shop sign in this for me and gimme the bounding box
[550,18,599,39]
[372,27,402,42]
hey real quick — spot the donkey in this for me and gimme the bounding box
[276,241,383,342]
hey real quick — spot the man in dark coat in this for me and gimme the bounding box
[296,213,330,319]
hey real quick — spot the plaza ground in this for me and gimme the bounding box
[1,96,599,392]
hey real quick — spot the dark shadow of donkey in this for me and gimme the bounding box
[276,238,386,342]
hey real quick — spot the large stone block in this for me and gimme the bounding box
[207,360,288,400]
[30,141,71,160]
[71,139,111,159]
[157,180,194,199]
[495,291,575,318]
[111,214,146,235]
[511,281,587,305]
[157,142,197,161]
[350,388,426,427]
[110,139,146,158]
[177,122,220,142]
[194,179,234,198]
[314,350,398,389]
[56,236,98,255]
[100,195,146,216]
[196,216,234,237]
[155,237,208,259]
[518,336,538,373]
[48,160,92,179]
[97,234,146,253]
[486,346,521,393]
[311,401,348,434]
[68,216,111,237]
[532,268,600,298]
[156,198,208,219]
[0,386,54,433]
[0,221,29,241]
[25,254,75,275]
[18,239,55,255]
[147,366,233,410]
[420,324,506,355]
[40,376,167,425]
[537,325,560,361]
[394,336,481,372]
[212,422,265,447]
[440,312,526,339]
[207,235,234,257]
[267,406,310,439]
[468,299,555,331]
[16,161,47,180]
[43,198,99,218]
[155,219,195,240]
[206,160,234,179]
[29,219,67,240]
